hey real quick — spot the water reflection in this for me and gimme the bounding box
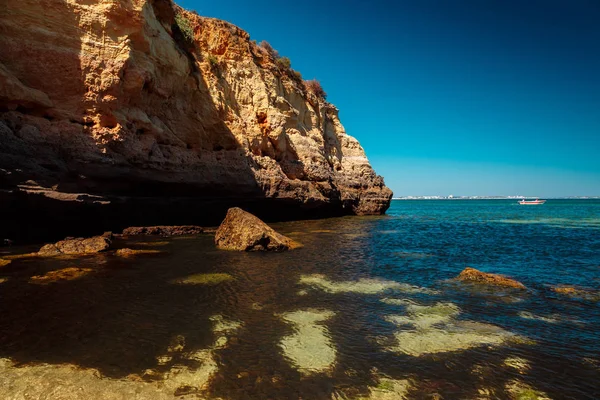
[0,200,599,399]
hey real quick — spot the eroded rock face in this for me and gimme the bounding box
[0,0,392,242]
[457,267,527,290]
[38,233,112,256]
[215,207,301,251]
[122,225,203,236]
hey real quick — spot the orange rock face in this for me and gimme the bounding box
[457,267,527,290]
[0,0,392,242]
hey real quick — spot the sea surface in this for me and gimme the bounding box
[1,199,599,399]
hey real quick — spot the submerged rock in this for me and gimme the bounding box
[115,248,164,257]
[503,356,531,374]
[505,379,552,400]
[122,226,203,236]
[551,285,600,301]
[384,300,519,356]
[0,258,11,267]
[214,207,302,251]
[300,274,437,295]
[357,378,413,400]
[171,273,235,285]
[279,309,336,375]
[457,267,526,290]
[29,267,93,284]
[38,233,112,256]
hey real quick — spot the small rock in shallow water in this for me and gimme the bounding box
[214,207,302,251]
[457,267,526,289]
[122,226,203,236]
[38,232,112,256]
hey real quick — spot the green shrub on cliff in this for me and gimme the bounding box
[175,13,194,43]
[276,56,291,70]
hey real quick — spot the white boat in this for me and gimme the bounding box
[518,198,546,205]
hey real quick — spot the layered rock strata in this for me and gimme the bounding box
[0,0,392,243]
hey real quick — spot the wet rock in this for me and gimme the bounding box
[29,267,93,284]
[551,285,600,301]
[122,226,203,236]
[0,259,11,267]
[38,232,112,256]
[457,267,526,289]
[115,248,163,257]
[214,207,301,251]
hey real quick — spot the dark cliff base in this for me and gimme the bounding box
[0,189,356,245]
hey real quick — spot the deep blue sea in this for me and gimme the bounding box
[1,199,599,399]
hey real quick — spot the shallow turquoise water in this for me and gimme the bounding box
[0,199,599,399]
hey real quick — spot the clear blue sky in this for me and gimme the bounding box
[179,0,600,197]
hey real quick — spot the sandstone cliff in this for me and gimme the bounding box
[0,0,392,242]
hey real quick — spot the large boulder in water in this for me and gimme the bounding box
[457,267,526,290]
[215,208,301,251]
[38,232,112,256]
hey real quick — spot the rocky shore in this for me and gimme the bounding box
[0,0,392,244]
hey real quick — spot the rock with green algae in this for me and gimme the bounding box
[457,267,527,290]
[215,207,302,251]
